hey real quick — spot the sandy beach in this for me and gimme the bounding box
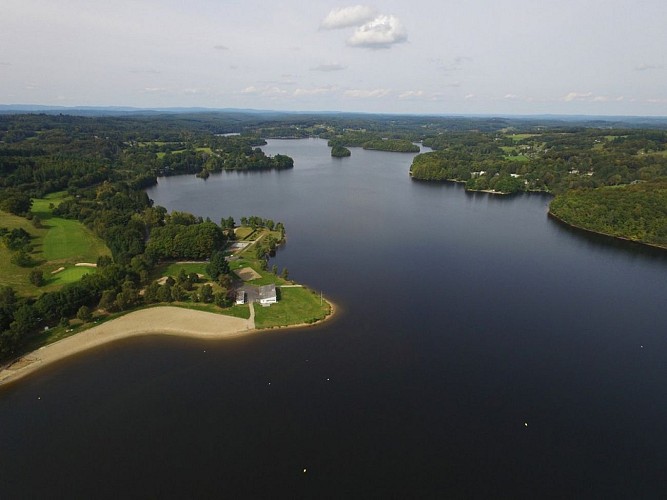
[0,306,255,387]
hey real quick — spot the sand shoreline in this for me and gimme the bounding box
[0,306,255,387]
[0,300,336,387]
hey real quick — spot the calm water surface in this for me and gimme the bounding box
[1,139,666,498]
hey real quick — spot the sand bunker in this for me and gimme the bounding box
[234,267,262,281]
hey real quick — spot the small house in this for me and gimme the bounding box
[258,284,277,306]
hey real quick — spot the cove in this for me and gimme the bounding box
[1,138,666,498]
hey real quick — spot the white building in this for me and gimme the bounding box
[258,284,277,306]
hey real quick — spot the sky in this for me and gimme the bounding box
[2,0,667,116]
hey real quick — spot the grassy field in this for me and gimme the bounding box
[32,194,110,264]
[504,155,530,162]
[0,192,110,295]
[156,262,209,279]
[156,147,213,159]
[234,226,256,240]
[509,133,537,142]
[254,286,331,329]
[48,267,96,286]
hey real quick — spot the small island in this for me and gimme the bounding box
[331,145,351,157]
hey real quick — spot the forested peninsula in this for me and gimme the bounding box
[0,113,327,362]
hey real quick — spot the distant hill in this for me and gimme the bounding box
[1,105,667,128]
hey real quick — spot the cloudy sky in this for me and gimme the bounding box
[2,0,666,116]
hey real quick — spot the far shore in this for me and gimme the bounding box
[0,300,336,387]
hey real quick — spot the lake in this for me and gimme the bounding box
[1,138,666,498]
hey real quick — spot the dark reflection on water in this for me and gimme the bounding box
[1,139,667,498]
[547,212,667,262]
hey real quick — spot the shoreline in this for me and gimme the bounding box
[547,210,667,252]
[0,300,337,388]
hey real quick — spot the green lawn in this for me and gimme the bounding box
[509,133,537,142]
[48,266,96,286]
[157,262,209,279]
[167,302,252,320]
[32,193,110,263]
[0,193,110,295]
[253,286,331,329]
[504,155,530,162]
[234,227,256,240]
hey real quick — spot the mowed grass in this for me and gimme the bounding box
[0,192,110,295]
[32,195,110,263]
[253,286,330,329]
[158,262,209,279]
[510,133,537,142]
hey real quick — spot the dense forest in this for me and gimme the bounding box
[549,180,667,247]
[1,110,666,359]
[407,128,667,248]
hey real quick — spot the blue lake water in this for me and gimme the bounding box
[1,138,666,497]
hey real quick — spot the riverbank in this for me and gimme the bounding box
[0,300,335,387]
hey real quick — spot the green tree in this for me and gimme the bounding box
[76,305,93,323]
[206,251,229,280]
[200,284,213,303]
[97,255,113,268]
[144,282,161,303]
[171,284,187,302]
[11,250,35,267]
[99,289,118,312]
[29,270,45,287]
[214,290,232,308]
[156,284,173,302]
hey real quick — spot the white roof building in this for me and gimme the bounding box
[258,284,277,306]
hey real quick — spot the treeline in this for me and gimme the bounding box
[152,136,293,177]
[549,180,667,247]
[327,132,420,154]
[410,129,667,194]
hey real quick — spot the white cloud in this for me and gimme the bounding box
[503,94,519,100]
[464,93,475,100]
[347,15,407,49]
[398,90,424,99]
[311,63,347,72]
[562,92,624,103]
[344,88,390,98]
[563,91,593,102]
[635,63,663,71]
[321,5,376,30]
[294,86,338,96]
[240,85,288,97]
[213,45,229,51]
[143,87,166,93]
